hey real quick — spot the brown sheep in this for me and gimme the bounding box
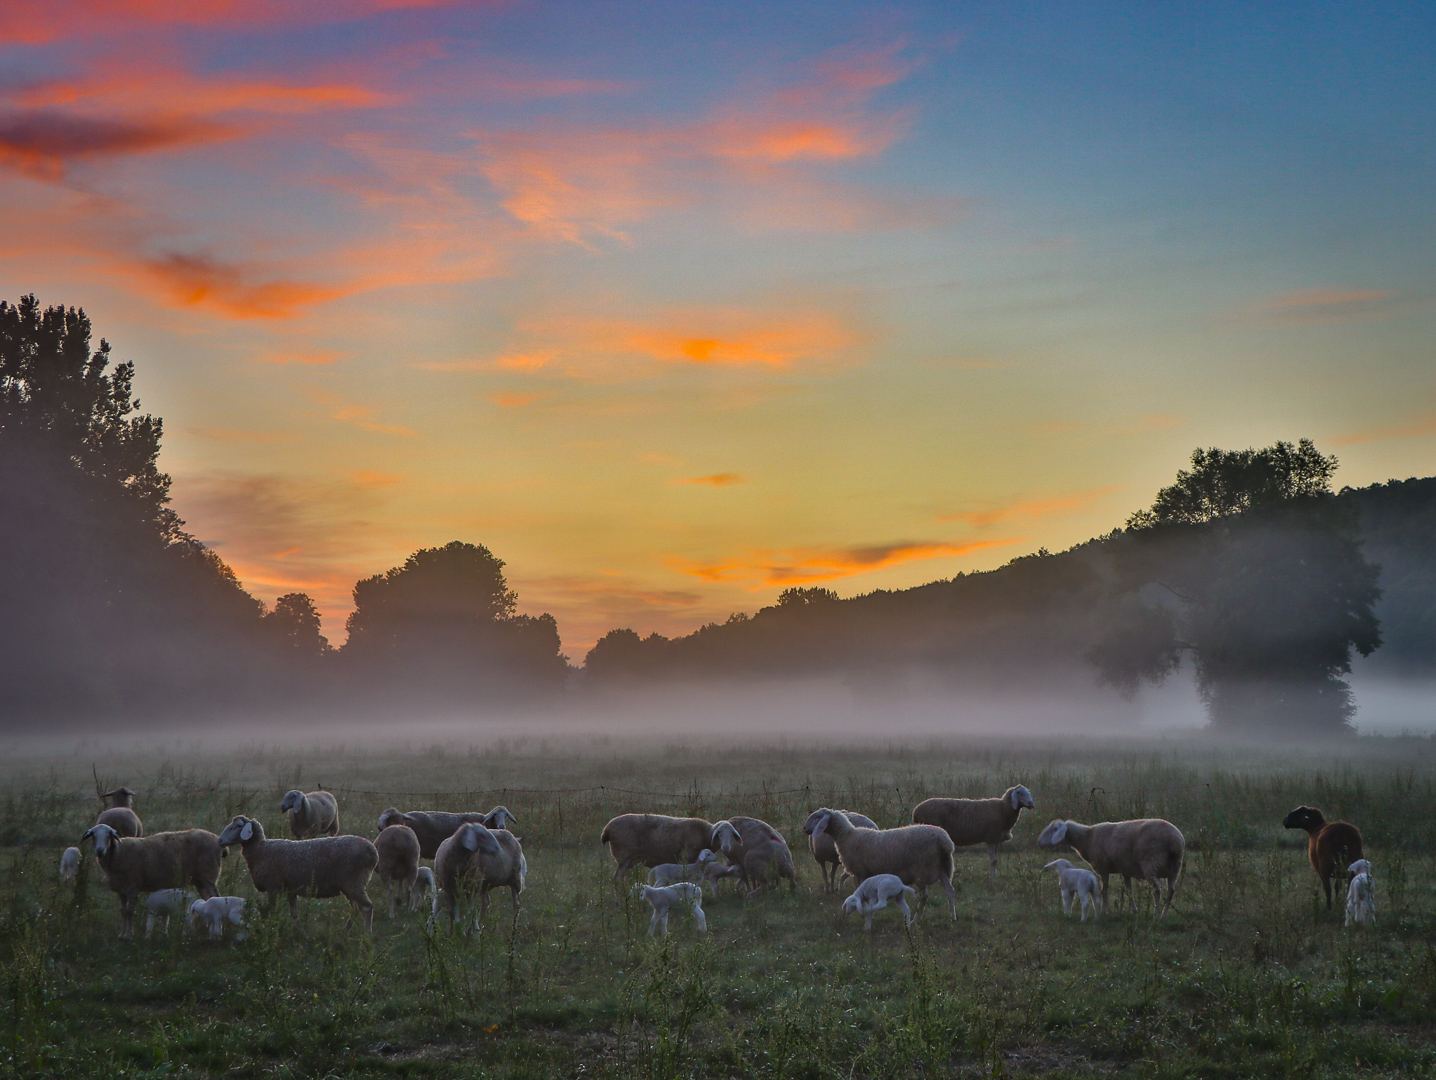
[911,785,1034,881]
[1283,806,1364,910]
[1037,818,1184,916]
[81,823,221,939]
[808,810,877,893]
[600,813,713,895]
[218,815,378,932]
[802,809,957,919]
[375,824,422,917]
[710,816,785,887]
[376,807,517,859]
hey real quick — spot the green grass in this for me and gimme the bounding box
[2,735,1436,1078]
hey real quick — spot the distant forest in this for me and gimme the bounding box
[3,296,1434,733]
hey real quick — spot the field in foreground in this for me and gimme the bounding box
[2,734,1435,1079]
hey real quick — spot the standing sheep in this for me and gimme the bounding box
[95,784,143,838]
[144,888,196,936]
[375,824,422,917]
[600,814,714,894]
[803,809,956,919]
[1282,806,1364,911]
[911,785,1035,881]
[187,896,248,941]
[432,822,526,932]
[809,810,877,893]
[280,789,340,839]
[59,847,81,881]
[632,882,706,936]
[218,815,378,932]
[81,823,222,939]
[376,807,517,859]
[1037,818,1184,917]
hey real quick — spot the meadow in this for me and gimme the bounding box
[2,733,1435,1079]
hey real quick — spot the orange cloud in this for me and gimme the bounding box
[674,473,743,487]
[307,388,416,438]
[943,485,1124,527]
[136,253,345,320]
[349,470,402,487]
[1331,410,1436,447]
[489,392,544,408]
[0,111,233,180]
[1238,288,1402,325]
[260,348,348,366]
[672,537,1023,589]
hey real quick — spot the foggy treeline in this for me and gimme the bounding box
[4,296,1435,734]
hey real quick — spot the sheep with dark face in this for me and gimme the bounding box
[1283,806,1364,910]
[376,807,517,860]
[432,822,526,933]
[1037,818,1183,917]
[911,785,1035,881]
[802,809,956,919]
[81,823,222,939]
[218,815,378,932]
[280,790,340,839]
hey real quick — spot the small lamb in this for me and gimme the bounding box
[647,849,720,890]
[188,896,248,941]
[59,847,80,881]
[1345,859,1376,927]
[144,888,197,937]
[1044,859,1102,922]
[632,882,706,936]
[412,866,435,906]
[841,874,917,932]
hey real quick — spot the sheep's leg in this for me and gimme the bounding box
[288,893,301,921]
[1161,874,1176,917]
[896,897,914,928]
[692,902,707,933]
[987,843,999,882]
[1098,873,1110,911]
[1061,885,1073,917]
[939,874,956,920]
[1123,876,1136,914]
[119,894,136,940]
[1322,875,1333,910]
[386,880,397,919]
[145,911,157,938]
[510,885,521,916]
[863,910,873,932]
[351,888,374,934]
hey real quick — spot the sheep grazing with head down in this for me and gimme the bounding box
[1345,859,1376,927]
[809,810,877,893]
[1037,818,1183,917]
[432,822,526,933]
[1283,806,1364,911]
[59,846,81,881]
[374,823,422,917]
[744,838,797,897]
[218,815,378,932]
[1043,859,1102,921]
[280,789,340,839]
[911,785,1035,881]
[632,882,706,936]
[803,809,956,919]
[376,806,517,860]
[81,823,222,939]
[188,896,247,941]
[841,874,917,932]
[144,888,196,936]
[710,817,786,886]
[599,813,714,895]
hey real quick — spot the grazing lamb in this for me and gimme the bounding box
[911,785,1035,881]
[841,874,917,932]
[432,822,526,933]
[743,838,797,896]
[711,817,786,885]
[59,846,80,881]
[280,789,340,839]
[600,814,714,894]
[412,866,435,906]
[81,823,222,939]
[144,888,196,936]
[1043,859,1102,922]
[218,815,378,932]
[647,849,720,890]
[187,896,247,941]
[803,809,956,919]
[376,807,517,860]
[1345,860,1376,927]
[1037,818,1184,917]
[632,882,706,936]
[374,824,422,917]
[95,784,142,838]
[809,810,877,893]
[1283,806,1365,910]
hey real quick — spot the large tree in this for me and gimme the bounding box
[1095,440,1382,734]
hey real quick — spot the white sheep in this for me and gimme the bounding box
[809,810,878,893]
[647,849,720,890]
[1345,859,1376,927]
[144,888,197,936]
[412,866,435,907]
[803,809,957,919]
[187,896,248,941]
[912,785,1035,881]
[1037,818,1184,917]
[841,874,917,932]
[59,847,80,881]
[81,823,223,939]
[1043,859,1102,921]
[632,882,706,936]
[217,815,378,932]
[280,789,340,839]
[432,822,527,933]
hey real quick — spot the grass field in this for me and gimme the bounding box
[2,733,1435,1078]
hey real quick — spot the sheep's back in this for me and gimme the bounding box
[97,807,143,838]
[407,811,489,858]
[1087,820,1184,877]
[602,814,712,866]
[376,825,421,877]
[840,824,953,885]
[248,836,377,897]
[111,830,220,891]
[911,797,1015,847]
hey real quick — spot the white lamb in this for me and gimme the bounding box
[187,896,248,940]
[632,882,706,936]
[647,849,720,891]
[841,873,917,932]
[1044,859,1102,921]
[144,888,197,937]
[1344,859,1376,927]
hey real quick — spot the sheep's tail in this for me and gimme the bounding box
[600,825,611,847]
[938,846,954,881]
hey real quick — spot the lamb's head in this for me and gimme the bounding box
[711,820,739,853]
[484,806,518,831]
[279,790,305,814]
[841,893,860,916]
[1008,785,1035,811]
[186,899,206,926]
[630,882,651,901]
[82,823,119,857]
[1036,820,1069,847]
[1043,858,1073,872]
[1348,859,1372,877]
[414,866,435,892]
[697,848,719,865]
[1282,806,1326,831]
[377,807,405,832]
[456,823,501,856]
[218,815,262,847]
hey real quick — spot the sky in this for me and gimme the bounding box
[2,1,1433,658]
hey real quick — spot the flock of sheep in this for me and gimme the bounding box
[57,780,1379,942]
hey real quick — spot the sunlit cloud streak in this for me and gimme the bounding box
[943,486,1124,527]
[1332,411,1436,448]
[674,474,743,487]
[672,537,1025,589]
[1236,288,1406,326]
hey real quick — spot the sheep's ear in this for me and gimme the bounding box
[811,813,831,839]
[240,821,254,841]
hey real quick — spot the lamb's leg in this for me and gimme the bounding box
[896,897,914,928]
[939,873,957,920]
[692,902,707,933]
[863,910,873,932]
[1061,885,1073,916]
[145,911,157,938]
[647,908,660,936]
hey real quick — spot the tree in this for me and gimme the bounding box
[264,593,331,657]
[1095,440,1381,735]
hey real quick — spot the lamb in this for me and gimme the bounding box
[187,896,247,941]
[144,888,197,936]
[647,849,720,890]
[375,823,422,917]
[599,814,714,894]
[1344,859,1376,927]
[809,810,878,893]
[1043,859,1102,921]
[280,789,340,839]
[841,874,917,932]
[412,866,436,906]
[743,838,797,896]
[1283,806,1365,910]
[802,809,956,919]
[376,806,518,859]
[1037,818,1184,916]
[217,815,378,932]
[911,785,1035,881]
[702,861,744,893]
[432,822,526,933]
[710,817,786,886]
[95,784,142,838]
[632,882,706,936]
[81,823,222,939]
[59,846,80,881]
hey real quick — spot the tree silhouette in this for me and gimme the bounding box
[264,593,331,656]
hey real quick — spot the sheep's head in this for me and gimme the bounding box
[841,893,860,916]
[377,807,405,832]
[457,823,500,856]
[711,820,738,853]
[1043,859,1073,871]
[218,815,260,847]
[99,786,136,808]
[1009,786,1035,811]
[82,823,119,857]
[1282,806,1326,831]
[802,809,836,837]
[279,790,304,814]
[1348,859,1372,876]
[485,806,518,831]
[1036,820,1069,847]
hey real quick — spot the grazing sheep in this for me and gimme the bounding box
[632,882,706,936]
[376,806,517,860]
[95,785,142,838]
[803,809,956,919]
[911,785,1035,881]
[1037,818,1183,917]
[375,824,422,917]
[280,789,340,839]
[710,817,785,885]
[841,874,917,932]
[187,896,247,941]
[1283,806,1365,910]
[744,838,797,897]
[1345,860,1376,927]
[59,846,80,881]
[412,866,435,906]
[600,814,714,894]
[647,849,720,889]
[144,888,197,936]
[432,822,526,933]
[809,810,878,894]
[217,815,378,932]
[1043,859,1102,921]
[81,823,222,940]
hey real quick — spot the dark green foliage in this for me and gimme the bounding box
[1341,477,1436,673]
